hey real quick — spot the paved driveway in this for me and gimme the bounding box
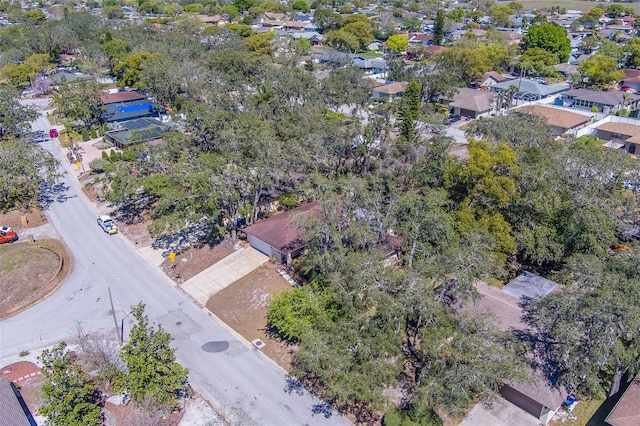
[180,248,268,305]
[460,399,541,426]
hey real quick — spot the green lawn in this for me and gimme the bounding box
[357,50,383,58]
[498,0,640,13]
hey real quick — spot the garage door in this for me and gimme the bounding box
[500,385,542,419]
[248,235,273,257]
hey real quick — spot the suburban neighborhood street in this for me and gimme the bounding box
[0,101,350,426]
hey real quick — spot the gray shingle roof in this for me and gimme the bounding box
[0,377,33,426]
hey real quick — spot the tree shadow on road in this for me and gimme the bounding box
[38,181,74,209]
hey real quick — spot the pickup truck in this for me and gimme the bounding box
[97,215,118,235]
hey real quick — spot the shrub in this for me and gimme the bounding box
[90,127,97,138]
[101,151,108,160]
[278,193,297,209]
[383,406,443,426]
[89,158,110,173]
[81,128,89,141]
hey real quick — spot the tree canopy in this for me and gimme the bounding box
[521,23,571,63]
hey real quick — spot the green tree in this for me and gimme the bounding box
[524,250,640,397]
[624,38,640,68]
[121,303,189,407]
[386,34,409,53]
[39,343,102,426]
[433,9,445,45]
[243,32,274,56]
[578,53,625,89]
[521,23,570,63]
[398,79,421,144]
[0,85,37,139]
[291,0,309,12]
[53,80,104,127]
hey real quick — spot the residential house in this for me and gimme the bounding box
[477,71,515,89]
[197,14,227,26]
[459,276,567,425]
[554,63,579,79]
[516,105,592,136]
[595,120,640,155]
[291,31,322,46]
[606,376,640,426]
[102,98,162,124]
[100,91,147,105]
[0,377,34,426]
[442,88,497,119]
[562,89,640,114]
[490,79,570,103]
[104,118,170,149]
[243,201,323,266]
[372,81,407,101]
[621,69,640,91]
[408,33,434,46]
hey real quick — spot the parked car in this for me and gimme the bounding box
[97,215,118,235]
[0,228,18,244]
[49,128,58,138]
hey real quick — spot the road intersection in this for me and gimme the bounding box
[0,101,349,426]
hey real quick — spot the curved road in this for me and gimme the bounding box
[0,101,349,426]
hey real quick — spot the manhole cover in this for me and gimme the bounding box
[201,341,229,353]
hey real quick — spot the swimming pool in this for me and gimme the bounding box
[118,103,154,113]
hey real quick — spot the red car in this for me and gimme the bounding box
[49,128,58,138]
[0,228,18,244]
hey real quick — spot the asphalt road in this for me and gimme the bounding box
[0,100,350,426]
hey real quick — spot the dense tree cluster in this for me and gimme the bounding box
[2,3,640,422]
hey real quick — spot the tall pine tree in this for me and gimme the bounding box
[434,9,445,46]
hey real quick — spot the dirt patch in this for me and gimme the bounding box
[206,266,297,371]
[0,239,71,319]
[160,242,235,284]
[0,209,47,230]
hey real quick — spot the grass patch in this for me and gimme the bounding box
[356,50,383,58]
[0,245,30,274]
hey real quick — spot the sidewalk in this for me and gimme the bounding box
[180,248,268,305]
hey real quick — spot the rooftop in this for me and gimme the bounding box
[448,87,496,113]
[243,202,323,253]
[0,377,32,426]
[605,377,640,426]
[516,105,591,130]
[597,121,640,138]
[564,89,640,106]
[100,91,146,105]
[502,271,560,300]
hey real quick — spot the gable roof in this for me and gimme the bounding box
[0,377,32,426]
[100,91,146,105]
[516,105,591,130]
[596,121,640,138]
[448,88,496,112]
[564,89,640,107]
[606,377,640,426]
[244,202,323,253]
[373,81,408,95]
[492,79,570,97]
[554,63,579,74]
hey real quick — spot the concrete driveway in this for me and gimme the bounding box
[460,399,541,426]
[180,248,268,305]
